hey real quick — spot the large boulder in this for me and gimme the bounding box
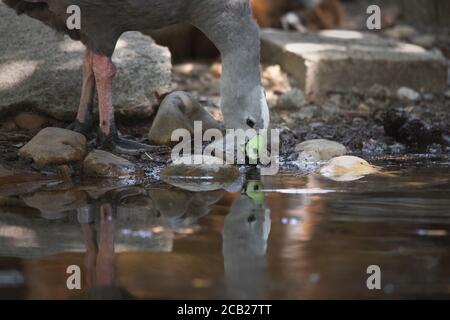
[18,127,87,167]
[0,3,172,121]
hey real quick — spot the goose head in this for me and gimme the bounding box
[223,85,270,132]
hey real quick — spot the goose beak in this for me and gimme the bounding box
[245,134,266,161]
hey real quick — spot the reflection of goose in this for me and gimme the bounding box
[3,0,269,154]
[149,188,225,228]
[222,181,271,299]
[78,202,135,300]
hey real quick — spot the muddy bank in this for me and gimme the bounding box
[1,60,449,178]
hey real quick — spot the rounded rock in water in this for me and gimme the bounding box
[160,156,241,192]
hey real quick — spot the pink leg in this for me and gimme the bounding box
[92,54,116,137]
[90,53,165,154]
[76,49,96,123]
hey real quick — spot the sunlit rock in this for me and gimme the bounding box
[318,156,380,182]
[397,87,421,102]
[18,127,87,168]
[0,5,172,121]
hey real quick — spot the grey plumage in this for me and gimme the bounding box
[2,0,246,56]
[3,0,270,131]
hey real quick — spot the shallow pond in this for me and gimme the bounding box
[0,156,449,299]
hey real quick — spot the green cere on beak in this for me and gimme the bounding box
[245,134,265,161]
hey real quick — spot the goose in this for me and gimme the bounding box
[3,0,270,154]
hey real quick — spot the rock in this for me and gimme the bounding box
[148,91,222,145]
[0,4,172,121]
[18,127,87,167]
[276,89,307,109]
[295,139,347,163]
[357,103,371,114]
[318,156,380,182]
[384,25,417,40]
[397,87,421,102]
[445,90,450,99]
[14,112,47,130]
[83,150,137,179]
[209,62,222,78]
[261,29,447,102]
[160,156,241,192]
[262,65,291,95]
[297,105,321,121]
[367,84,391,100]
[423,93,434,101]
[410,34,436,49]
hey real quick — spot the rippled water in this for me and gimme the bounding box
[0,158,449,299]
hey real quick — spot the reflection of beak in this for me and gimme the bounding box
[243,180,265,206]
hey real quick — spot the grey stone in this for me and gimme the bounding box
[0,3,172,121]
[83,150,137,179]
[18,127,87,168]
[444,90,450,99]
[397,87,421,102]
[295,139,347,163]
[261,29,447,102]
[383,25,417,40]
[410,34,436,49]
[14,112,47,130]
[276,88,307,109]
[297,105,321,121]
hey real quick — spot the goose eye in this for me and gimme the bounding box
[246,118,256,128]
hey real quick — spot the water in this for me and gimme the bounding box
[0,159,449,299]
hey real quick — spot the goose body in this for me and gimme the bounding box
[3,0,270,154]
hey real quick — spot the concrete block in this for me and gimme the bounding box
[261,29,448,102]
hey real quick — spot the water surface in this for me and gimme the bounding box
[0,159,449,299]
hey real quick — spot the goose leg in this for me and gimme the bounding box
[91,54,164,155]
[68,48,96,139]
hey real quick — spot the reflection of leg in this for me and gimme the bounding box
[96,203,116,287]
[78,206,98,290]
